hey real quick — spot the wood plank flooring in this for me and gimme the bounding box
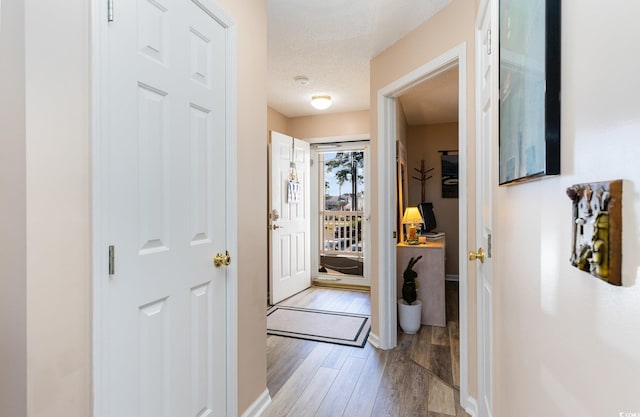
[264,283,469,417]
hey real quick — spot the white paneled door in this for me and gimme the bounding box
[475,1,495,416]
[269,131,311,304]
[101,0,229,415]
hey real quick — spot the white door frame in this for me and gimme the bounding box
[90,1,239,416]
[376,43,473,412]
[308,135,372,287]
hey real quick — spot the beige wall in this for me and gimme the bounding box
[215,0,269,413]
[24,0,92,415]
[370,0,477,398]
[493,0,640,415]
[268,107,369,140]
[288,110,369,139]
[267,106,292,136]
[1,1,268,416]
[407,123,459,275]
[0,0,27,415]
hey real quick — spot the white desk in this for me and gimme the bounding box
[396,238,446,327]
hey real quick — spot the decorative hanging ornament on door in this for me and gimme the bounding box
[287,138,301,204]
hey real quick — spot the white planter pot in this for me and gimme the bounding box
[398,299,422,334]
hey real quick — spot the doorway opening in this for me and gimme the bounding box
[377,43,471,412]
[310,141,371,288]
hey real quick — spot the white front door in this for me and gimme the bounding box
[269,131,311,304]
[100,0,230,415]
[475,1,495,416]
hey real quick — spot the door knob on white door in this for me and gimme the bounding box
[468,248,485,263]
[271,223,283,230]
[213,251,231,267]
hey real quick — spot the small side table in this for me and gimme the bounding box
[396,238,446,327]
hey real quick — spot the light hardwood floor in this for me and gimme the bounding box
[264,283,469,417]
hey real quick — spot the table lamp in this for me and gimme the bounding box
[402,206,424,244]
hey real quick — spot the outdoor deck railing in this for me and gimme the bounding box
[320,210,365,259]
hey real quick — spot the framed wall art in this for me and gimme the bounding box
[440,152,458,198]
[499,0,561,185]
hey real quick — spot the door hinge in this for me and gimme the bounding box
[108,245,115,275]
[107,0,114,22]
[487,28,492,55]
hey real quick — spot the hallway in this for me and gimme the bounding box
[263,284,469,417]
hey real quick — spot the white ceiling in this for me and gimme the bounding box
[398,67,459,126]
[267,0,454,119]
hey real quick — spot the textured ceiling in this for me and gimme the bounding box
[398,67,459,126]
[267,0,453,118]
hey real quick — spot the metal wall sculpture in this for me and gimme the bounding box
[566,180,622,286]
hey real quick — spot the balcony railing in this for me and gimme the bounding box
[320,211,365,271]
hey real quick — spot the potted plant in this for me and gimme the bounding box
[398,255,423,334]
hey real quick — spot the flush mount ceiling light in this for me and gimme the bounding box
[311,94,332,110]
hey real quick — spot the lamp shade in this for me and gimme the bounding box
[311,94,332,110]
[402,206,424,225]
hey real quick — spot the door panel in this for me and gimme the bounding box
[476,2,495,416]
[138,298,170,417]
[137,83,170,253]
[104,0,228,415]
[269,131,311,304]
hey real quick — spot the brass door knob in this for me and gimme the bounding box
[214,251,231,267]
[468,248,485,263]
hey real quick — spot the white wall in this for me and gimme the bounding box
[493,0,640,415]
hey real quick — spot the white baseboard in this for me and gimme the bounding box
[446,274,460,282]
[464,395,478,417]
[368,332,380,348]
[240,388,271,417]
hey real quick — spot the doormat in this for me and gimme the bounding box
[266,306,371,348]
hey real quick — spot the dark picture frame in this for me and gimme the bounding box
[499,0,561,185]
[441,153,458,198]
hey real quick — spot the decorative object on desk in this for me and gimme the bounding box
[398,255,423,334]
[499,0,561,185]
[566,180,622,286]
[440,150,459,198]
[424,231,445,240]
[418,202,437,233]
[412,159,434,202]
[402,207,424,244]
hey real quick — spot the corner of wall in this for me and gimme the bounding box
[0,0,27,414]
